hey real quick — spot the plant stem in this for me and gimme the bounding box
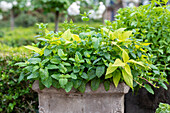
[10,8,15,30]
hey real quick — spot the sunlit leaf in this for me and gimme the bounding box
[122,49,129,63]
[105,63,118,76]
[113,70,121,87]
[24,46,41,53]
[122,69,133,89]
[61,29,72,41]
[128,59,145,67]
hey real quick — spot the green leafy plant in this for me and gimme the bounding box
[112,0,170,91]
[16,21,165,94]
[156,103,170,113]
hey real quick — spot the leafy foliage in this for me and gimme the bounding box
[112,1,170,88]
[156,103,170,113]
[17,21,164,94]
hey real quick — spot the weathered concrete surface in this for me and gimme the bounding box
[32,81,130,113]
[125,85,170,113]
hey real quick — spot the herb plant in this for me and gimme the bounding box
[16,20,166,94]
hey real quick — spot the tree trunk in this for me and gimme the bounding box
[102,9,106,24]
[10,8,14,30]
[55,11,59,32]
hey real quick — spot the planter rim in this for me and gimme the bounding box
[32,80,130,95]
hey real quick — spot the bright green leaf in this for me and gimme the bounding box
[113,70,121,87]
[44,49,52,56]
[47,64,58,69]
[96,66,105,78]
[42,77,52,88]
[59,78,68,87]
[128,59,145,67]
[81,72,88,79]
[28,58,41,64]
[50,58,61,64]
[122,69,133,89]
[18,72,24,83]
[105,63,118,76]
[24,46,41,53]
[122,49,129,63]
[51,74,61,80]
[144,84,154,94]
[65,82,73,93]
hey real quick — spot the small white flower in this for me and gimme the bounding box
[88,10,95,19]
[26,0,31,7]
[67,2,80,16]
[13,1,18,6]
[128,2,135,7]
[0,1,13,12]
[88,2,106,20]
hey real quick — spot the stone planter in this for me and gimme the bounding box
[32,80,130,113]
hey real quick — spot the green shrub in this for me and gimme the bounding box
[16,22,167,94]
[0,44,38,113]
[15,13,38,27]
[112,1,170,85]
[46,13,55,23]
[156,103,170,113]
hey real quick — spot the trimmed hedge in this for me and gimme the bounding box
[0,27,38,47]
[0,44,38,112]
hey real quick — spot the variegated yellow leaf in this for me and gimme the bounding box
[112,42,123,51]
[45,29,49,34]
[112,59,126,67]
[105,73,114,79]
[120,31,132,41]
[128,59,145,67]
[39,45,47,56]
[61,29,72,41]
[105,63,118,76]
[122,69,133,89]
[122,49,129,63]
[24,46,41,53]
[124,64,132,77]
[50,37,61,45]
[71,34,81,42]
[141,43,152,46]
[112,70,121,87]
[112,28,126,40]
